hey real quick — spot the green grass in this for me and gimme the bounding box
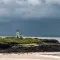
[0,37,59,47]
[0,37,43,45]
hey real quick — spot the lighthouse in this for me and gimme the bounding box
[16,30,20,38]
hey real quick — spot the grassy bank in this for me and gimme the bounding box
[0,37,59,47]
[0,37,60,52]
[0,37,43,47]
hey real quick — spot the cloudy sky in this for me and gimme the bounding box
[0,0,60,38]
[0,0,60,22]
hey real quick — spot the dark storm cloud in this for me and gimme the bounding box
[0,0,60,22]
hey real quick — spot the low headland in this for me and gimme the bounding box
[0,37,60,53]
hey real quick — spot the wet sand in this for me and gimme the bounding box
[0,52,60,60]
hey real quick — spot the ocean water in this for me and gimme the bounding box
[43,53,60,57]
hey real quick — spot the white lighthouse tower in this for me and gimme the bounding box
[16,30,20,38]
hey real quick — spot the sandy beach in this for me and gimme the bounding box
[0,52,60,60]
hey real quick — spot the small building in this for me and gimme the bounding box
[16,30,23,38]
[20,34,23,39]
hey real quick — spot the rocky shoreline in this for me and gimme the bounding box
[0,43,60,53]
